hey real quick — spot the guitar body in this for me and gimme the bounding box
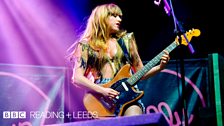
[83,64,144,117]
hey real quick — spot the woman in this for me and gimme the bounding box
[68,3,170,117]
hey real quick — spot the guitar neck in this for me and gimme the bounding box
[127,40,179,86]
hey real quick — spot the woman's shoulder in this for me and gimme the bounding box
[121,32,135,43]
[122,32,134,39]
[126,32,134,37]
[78,40,90,48]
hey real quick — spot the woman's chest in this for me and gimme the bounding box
[106,39,118,59]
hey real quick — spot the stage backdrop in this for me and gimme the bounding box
[138,58,209,125]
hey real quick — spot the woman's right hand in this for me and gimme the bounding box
[99,87,120,99]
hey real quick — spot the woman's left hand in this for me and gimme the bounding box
[159,50,170,69]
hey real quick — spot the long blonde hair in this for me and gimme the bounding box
[83,3,125,50]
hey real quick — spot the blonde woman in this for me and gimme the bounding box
[68,3,170,117]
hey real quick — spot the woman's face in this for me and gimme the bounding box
[107,14,122,33]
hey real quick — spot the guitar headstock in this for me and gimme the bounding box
[175,28,201,46]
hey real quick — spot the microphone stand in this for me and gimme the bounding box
[165,0,195,125]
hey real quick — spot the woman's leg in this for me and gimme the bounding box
[123,105,143,116]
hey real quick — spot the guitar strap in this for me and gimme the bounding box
[117,37,132,65]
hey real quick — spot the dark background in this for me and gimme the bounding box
[76,0,218,62]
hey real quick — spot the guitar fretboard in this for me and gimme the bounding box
[127,40,179,85]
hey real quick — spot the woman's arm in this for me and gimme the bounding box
[71,43,119,98]
[128,33,170,80]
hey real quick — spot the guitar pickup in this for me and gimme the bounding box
[121,82,129,91]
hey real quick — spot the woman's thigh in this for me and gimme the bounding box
[123,104,143,116]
